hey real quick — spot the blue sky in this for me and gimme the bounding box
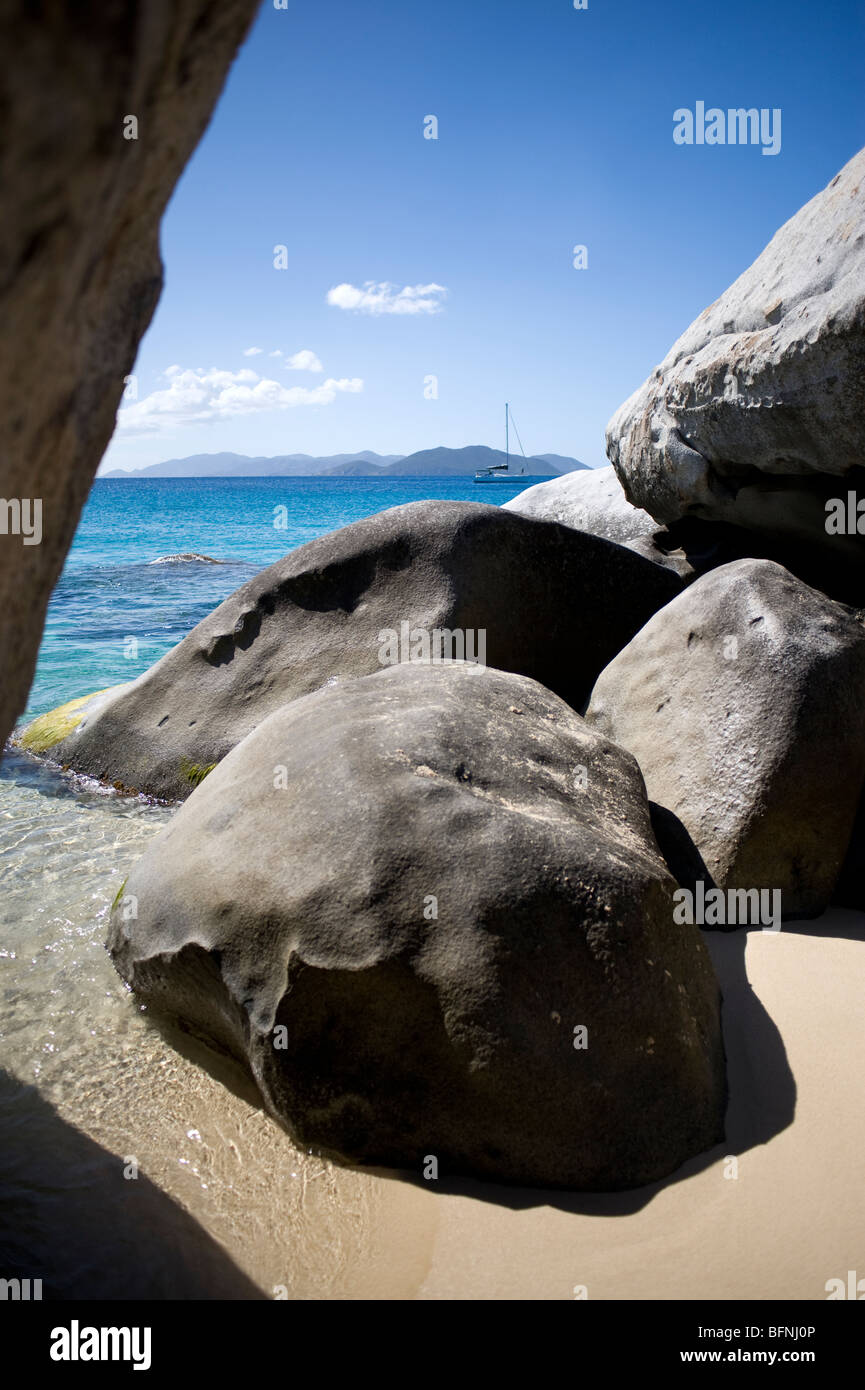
[101,0,865,473]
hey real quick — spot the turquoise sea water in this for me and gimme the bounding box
[22,475,541,725]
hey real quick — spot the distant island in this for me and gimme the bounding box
[103,446,589,480]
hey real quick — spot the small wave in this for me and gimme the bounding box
[146,553,226,565]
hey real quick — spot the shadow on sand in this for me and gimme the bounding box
[0,1069,263,1299]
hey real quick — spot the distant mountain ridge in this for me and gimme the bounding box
[103,451,403,479]
[321,446,583,477]
[104,447,588,479]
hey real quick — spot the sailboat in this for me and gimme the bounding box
[474,403,528,482]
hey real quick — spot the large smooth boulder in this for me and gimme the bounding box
[606,148,865,597]
[504,465,657,544]
[586,559,865,917]
[0,0,261,751]
[107,661,726,1190]
[38,501,682,801]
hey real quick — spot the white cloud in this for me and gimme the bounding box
[242,346,264,356]
[285,349,323,373]
[326,281,448,316]
[116,366,363,436]
[269,349,283,357]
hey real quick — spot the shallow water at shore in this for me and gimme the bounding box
[0,751,435,1298]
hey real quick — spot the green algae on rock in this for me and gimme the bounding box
[14,688,125,756]
[180,759,218,788]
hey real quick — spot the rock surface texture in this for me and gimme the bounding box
[503,465,658,545]
[606,147,865,598]
[40,502,682,800]
[586,560,865,917]
[0,0,262,750]
[108,661,727,1190]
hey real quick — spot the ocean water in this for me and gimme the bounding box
[0,473,537,1296]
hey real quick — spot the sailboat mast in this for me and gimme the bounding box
[505,402,509,472]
